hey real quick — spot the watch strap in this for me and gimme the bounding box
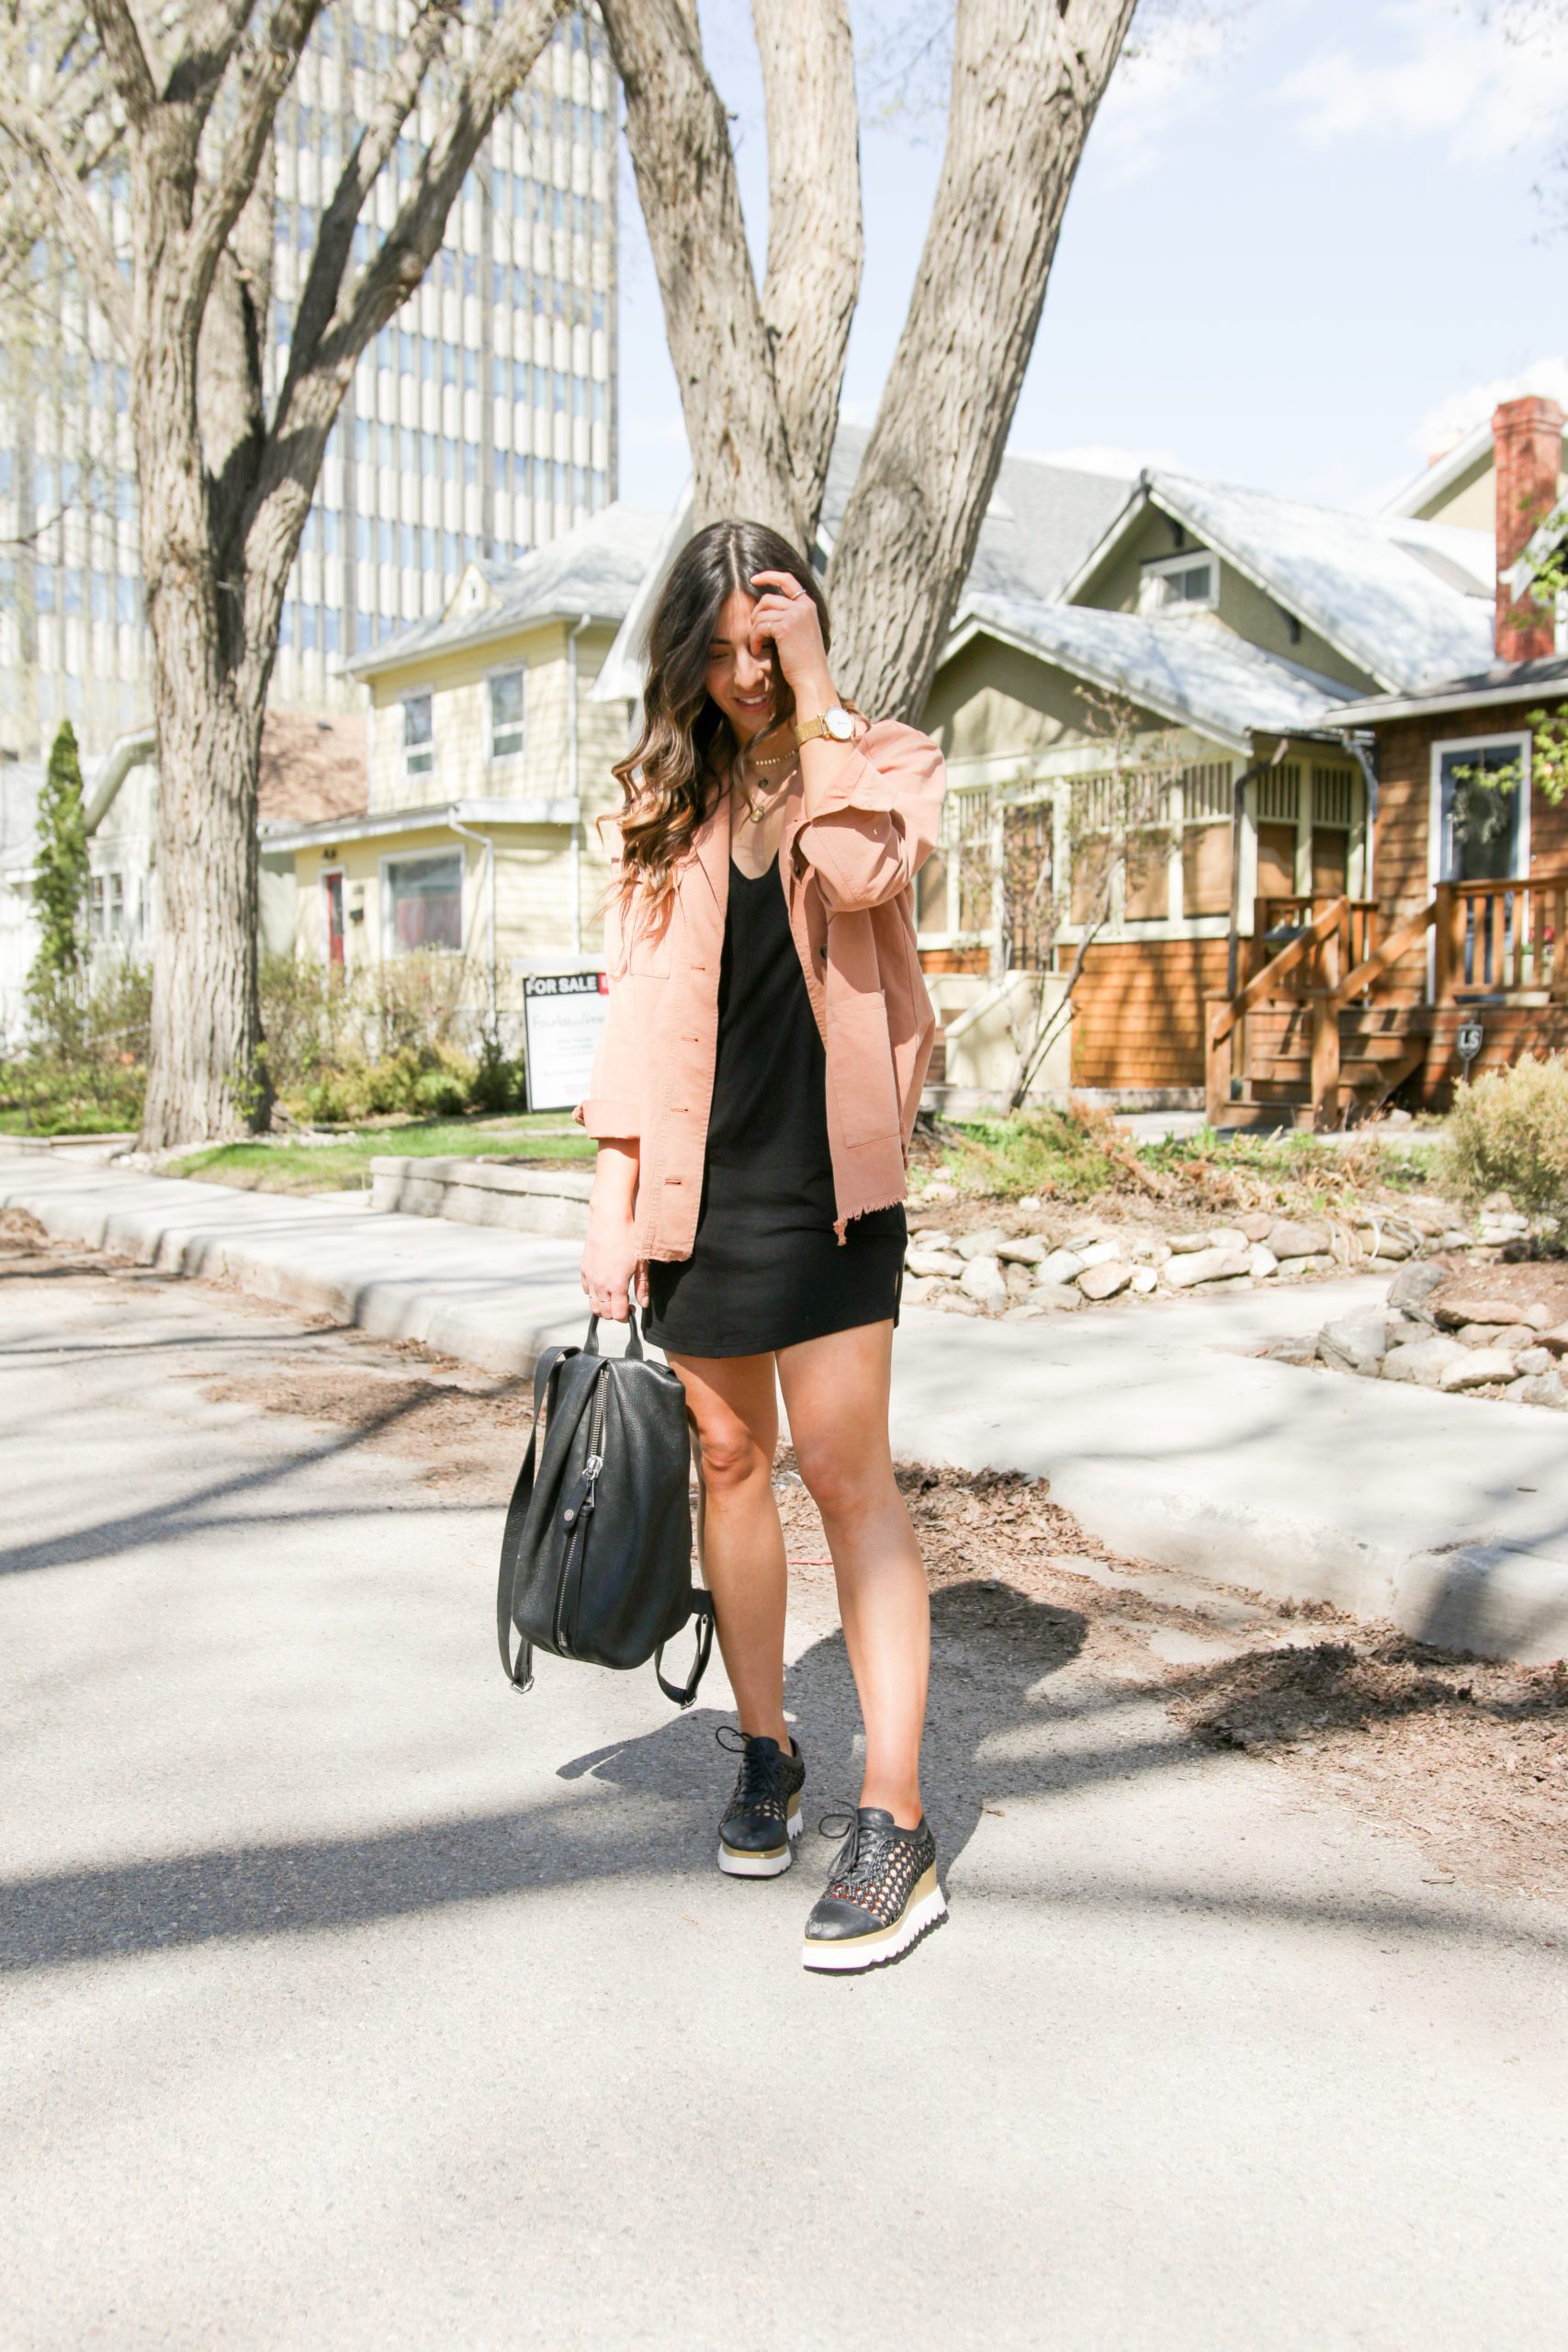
[793,714,830,747]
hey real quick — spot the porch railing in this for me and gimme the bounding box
[1435,875,1566,1000]
[1249,896,1380,996]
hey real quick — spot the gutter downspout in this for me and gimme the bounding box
[447,810,498,1031]
[568,611,592,956]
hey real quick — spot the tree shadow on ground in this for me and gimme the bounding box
[558,1581,1091,1876]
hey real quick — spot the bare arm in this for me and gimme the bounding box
[581,1139,647,1322]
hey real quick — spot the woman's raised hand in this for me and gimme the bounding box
[749,570,835,707]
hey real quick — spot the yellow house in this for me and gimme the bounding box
[265,503,665,1003]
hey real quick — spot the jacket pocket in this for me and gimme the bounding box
[828,990,900,1148]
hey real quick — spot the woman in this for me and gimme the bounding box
[575,518,947,1974]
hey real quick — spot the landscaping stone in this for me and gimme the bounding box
[1003,1261,1034,1299]
[1167,1232,1214,1253]
[1077,1261,1132,1301]
[1386,1261,1445,1315]
[1368,1230,1416,1261]
[1246,1244,1279,1280]
[1077,1238,1124,1270]
[1130,1266,1158,1295]
[1506,1370,1568,1409]
[911,1227,953,1251]
[1238,1212,1275,1243]
[1458,1322,1537,1351]
[1196,1274,1253,1293]
[1065,1229,1110,1254]
[1318,1314,1393,1376]
[1001,1300,1049,1321]
[1282,1253,1336,1276]
[1516,1348,1552,1377]
[1035,1249,1086,1287]
[1435,1296,1540,1330]
[1437,1229,1476,1249]
[1439,1350,1520,1392]
[959,1254,1009,1306]
[1032,1281,1085,1312]
[956,1226,1009,1261]
[1538,1323,1568,1357]
[1263,1334,1319,1366]
[996,1234,1051,1264]
[1267,1217,1332,1261]
[1164,1246,1249,1289]
[900,1274,935,1304]
[1382,1336,1471,1388]
[906,1247,966,1279]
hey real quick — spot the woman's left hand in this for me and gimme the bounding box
[749,570,835,706]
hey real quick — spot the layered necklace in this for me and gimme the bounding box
[735,724,797,825]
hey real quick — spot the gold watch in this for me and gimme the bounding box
[794,705,855,748]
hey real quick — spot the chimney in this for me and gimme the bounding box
[1493,394,1563,662]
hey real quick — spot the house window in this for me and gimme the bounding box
[490,666,525,761]
[402,692,434,777]
[385,852,462,954]
[1138,549,1217,615]
[1436,739,1528,883]
[87,871,124,941]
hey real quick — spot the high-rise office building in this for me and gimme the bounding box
[0,2,617,763]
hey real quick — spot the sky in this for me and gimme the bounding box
[615,0,1568,522]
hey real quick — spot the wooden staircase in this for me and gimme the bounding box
[1206,875,1568,1129]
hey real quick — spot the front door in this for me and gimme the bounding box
[323,869,345,967]
[1438,741,1526,882]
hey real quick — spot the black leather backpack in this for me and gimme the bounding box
[495,1309,714,1706]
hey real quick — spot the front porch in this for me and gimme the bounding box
[1205,872,1568,1128]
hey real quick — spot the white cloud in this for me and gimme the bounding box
[1411,356,1568,458]
[1279,0,1568,158]
[1090,0,1258,186]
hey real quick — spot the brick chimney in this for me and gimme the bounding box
[1493,394,1563,662]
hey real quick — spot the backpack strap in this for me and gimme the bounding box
[495,1340,576,1692]
[654,1590,716,1709]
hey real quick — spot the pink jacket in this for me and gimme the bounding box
[575,718,947,1261]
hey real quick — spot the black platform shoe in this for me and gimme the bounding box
[716,1726,807,1878]
[801,1805,946,1972]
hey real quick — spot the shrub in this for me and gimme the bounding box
[1438,1054,1568,1241]
[941,1100,1148,1201]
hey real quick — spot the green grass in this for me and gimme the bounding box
[0,1102,140,1137]
[169,1113,595,1195]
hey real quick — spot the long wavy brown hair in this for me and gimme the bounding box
[609,519,831,917]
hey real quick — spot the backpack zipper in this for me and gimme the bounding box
[554,1372,608,1656]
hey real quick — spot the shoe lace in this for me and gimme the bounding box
[716,1724,783,1807]
[817,1802,891,1885]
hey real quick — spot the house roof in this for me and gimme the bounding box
[1319,652,1568,730]
[1062,469,1495,695]
[257,711,367,826]
[344,502,668,681]
[949,594,1358,754]
[591,432,1136,704]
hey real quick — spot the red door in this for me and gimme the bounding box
[323,870,345,967]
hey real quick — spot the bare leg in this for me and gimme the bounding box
[663,1350,789,1747]
[776,1320,928,1827]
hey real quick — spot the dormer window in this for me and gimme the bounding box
[1139,549,1217,615]
[402,692,434,778]
[489,666,525,761]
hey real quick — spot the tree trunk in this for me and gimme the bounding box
[828,0,1137,718]
[140,650,267,1146]
[600,0,805,539]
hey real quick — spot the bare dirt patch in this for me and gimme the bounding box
[1429,1256,1568,1327]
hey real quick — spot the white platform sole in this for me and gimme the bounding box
[717,1804,803,1878]
[801,1872,948,1973]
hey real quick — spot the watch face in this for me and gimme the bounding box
[824,706,854,741]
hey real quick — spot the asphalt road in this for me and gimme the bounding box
[2,1251,1566,2350]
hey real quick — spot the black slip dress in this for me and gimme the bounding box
[642,851,906,1360]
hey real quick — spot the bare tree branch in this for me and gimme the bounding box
[600,0,804,537]
[84,0,160,124]
[0,81,132,343]
[165,0,260,110]
[183,0,321,318]
[829,0,1138,715]
[752,0,862,542]
[284,0,462,391]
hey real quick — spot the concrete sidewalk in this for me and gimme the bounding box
[5,1150,1567,1659]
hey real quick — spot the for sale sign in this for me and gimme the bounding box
[523,972,610,1112]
